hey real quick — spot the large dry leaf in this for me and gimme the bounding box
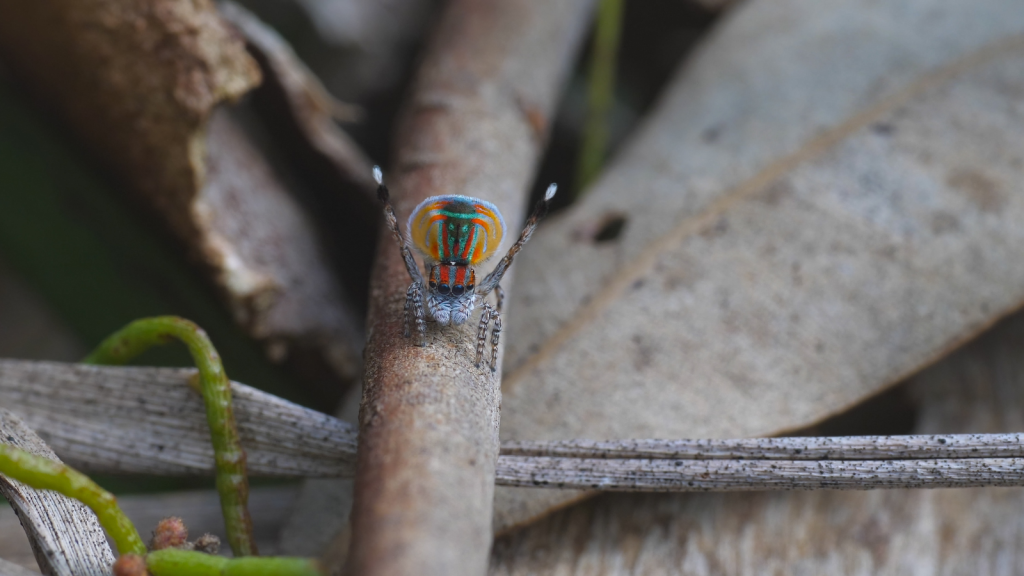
[489,307,1024,575]
[497,0,1024,529]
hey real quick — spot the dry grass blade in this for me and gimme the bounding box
[497,456,1024,491]
[501,434,1024,460]
[9,360,1024,495]
[0,409,113,576]
[0,360,356,478]
[349,1,593,574]
[496,0,1024,530]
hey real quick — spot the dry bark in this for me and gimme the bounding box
[0,410,113,576]
[349,1,594,574]
[495,0,1024,530]
[0,0,363,392]
[0,360,356,478]
[9,359,1024,496]
[488,308,1024,575]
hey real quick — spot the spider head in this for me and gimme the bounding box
[426,263,477,325]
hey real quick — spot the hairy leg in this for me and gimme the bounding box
[489,308,502,373]
[406,281,426,346]
[478,184,557,296]
[374,166,425,285]
[475,302,494,369]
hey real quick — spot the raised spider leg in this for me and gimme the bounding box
[374,166,428,343]
[477,183,557,296]
[405,281,426,345]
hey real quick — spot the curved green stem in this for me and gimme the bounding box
[84,316,256,557]
[0,444,146,555]
[146,549,322,576]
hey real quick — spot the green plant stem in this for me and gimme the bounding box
[146,549,323,576]
[0,444,146,555]
[84,316,256,557]
[575,0,625,195]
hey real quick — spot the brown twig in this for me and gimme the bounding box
[348,1,594,574]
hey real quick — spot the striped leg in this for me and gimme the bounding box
[489,307,502,372]
[478,184,558,296]
[405,281,426,346]
[475,301,503,373]
[374,166,425,285]
[476,302,495,370]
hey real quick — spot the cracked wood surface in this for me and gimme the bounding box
[0,410,113,576]
[348,1,594,574]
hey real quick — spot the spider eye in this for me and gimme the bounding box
[438,283,451,295]
[466,284,474,291]
[452,285,465,296]
[429,281,437,289]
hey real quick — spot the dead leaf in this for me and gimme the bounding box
[489,306,1024,575]
[0,0,364,397]
[496,0,1024,530]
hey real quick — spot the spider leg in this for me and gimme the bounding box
[475,302,494,369]
[405,282,427,345]
[477,183,557,296]
[489,306,502,373]
[373,166,425,286]
[494,284,505,314]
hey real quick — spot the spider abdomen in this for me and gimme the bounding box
[408,195,506,265]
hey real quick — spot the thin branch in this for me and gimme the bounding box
[9,360,1024,495]
[495,455,1024,491]
[500,434,1024,460]
[349,2,594,575]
